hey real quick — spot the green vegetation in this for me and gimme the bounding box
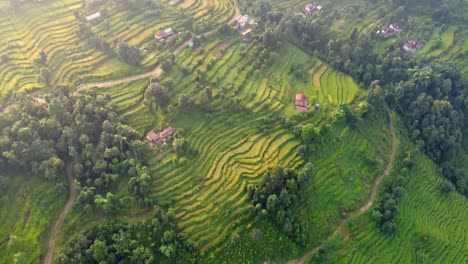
[0,170,66,263]
[308,154,467,264]
[0,0,466,263]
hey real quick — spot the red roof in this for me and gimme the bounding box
[146,131,159,142]
[296,106,307,113]
[295,93,305,101]
[161,127,175,138]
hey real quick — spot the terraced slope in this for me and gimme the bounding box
[308,154,467,264]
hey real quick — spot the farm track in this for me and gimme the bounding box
[43,160,76,264]
[285,110,396,264]
[77,0,240,90]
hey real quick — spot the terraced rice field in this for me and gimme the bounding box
[310,62,359,106]
[151,120,303,251]
[93,34,366,254]
[0,0,235,96]
[312,154,468,264]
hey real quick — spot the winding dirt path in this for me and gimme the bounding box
[77,0,240,90]
[43,160,76,264]
[285,111,397,264]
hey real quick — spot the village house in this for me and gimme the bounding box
[146,127,175,147]
[295,93,308,113]
[241,28,253,41]
[304,3,322,14]
[154,28,174,40]
[377,21,404,37]
[293,9,306,17]
[403,39,423,53]
[85,11,102,23]
[234,14,256,29]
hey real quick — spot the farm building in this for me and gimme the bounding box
[234,14,256,29]
[377,21,404,37]
[85,11,102,23]
[295,93,308,113]
[293,9,306,17]
[146,127,175,147]
[241,28,253,37]
[304,3,322,14]
[154,28,174,40]
[403,39,423,53]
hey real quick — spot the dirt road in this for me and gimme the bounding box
[77,0,240,91]
[43,161,76,264]
[285,111,397,264]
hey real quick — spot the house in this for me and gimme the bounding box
[161,127,175,139]
[295,93,308,113]
[146,127,175,147]
[389,22,403,32]
[293,9,305,17]
[155,28,174,40]
[85,11,102,23]
[305,4,317,13]
[403,39,423,53]
[241,28,253,37]
[378,21,404,37]
[235,14,256,29]
[304,3,321,14]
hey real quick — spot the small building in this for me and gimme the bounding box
[85,11,102,23]
[155,28,174,40]
[293,9,305,17]
[187,40,194,48]
[403,39,423,53]
[235,14,256,29]
[146,127,175,147]
[389,22,403,32]
[304,3,321,14]
[241,28,253,37]
[295,93,308,113]
[378,21,404,37]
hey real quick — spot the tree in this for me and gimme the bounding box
[115,41,141,66]
[367,80,384,107]
[144,83,170,110]
[89,240,108,262]
[178,94,194,113]
[230,232,240,246]
[39,67,51,84]
[251,229,263,242]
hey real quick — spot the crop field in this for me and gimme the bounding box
[83,33,395,260]
[0,170,66,264]
[309,154,468,264]
[0,0,235,96]
[309,62,360,107]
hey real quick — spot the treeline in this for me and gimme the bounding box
[247,164,313,245]
[0,88,151,207]
[372,150,413,232]
[247,1,465,195]
[57,206,199,263]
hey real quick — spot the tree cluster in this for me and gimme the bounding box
[246,164,313,244]
[372,150,413,233]
[0,90,149,208]
[57,206,199,264]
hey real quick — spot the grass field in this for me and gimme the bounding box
[0,170,66,264]
[308,153,468,263]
